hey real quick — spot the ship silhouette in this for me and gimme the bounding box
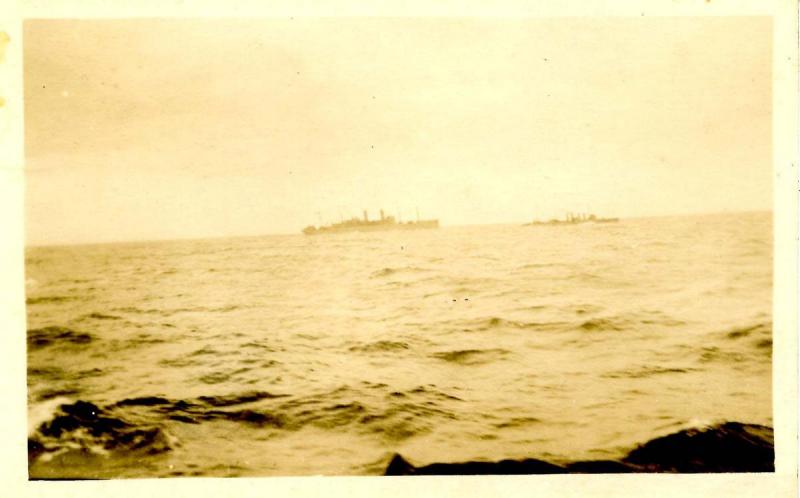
[524,212,619,226]
[303,209,439,235]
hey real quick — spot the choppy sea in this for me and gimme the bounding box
[25,212,772,478]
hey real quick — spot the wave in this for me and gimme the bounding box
[29,400,177,465]
[113,396,172,407]
[696,321,772,363]
[118,392,289,428]
[444,316,570,333]
[28,369,106,402]
[699,347,746,364]
[568,304,604,315]
[441,313,681,336]
[579,318,627,332]
[755,338,772,350]
[198,367,254,385]
[349,341,410,353]
[622,421,773,472]
[109,306,210,316]
[725,322,771,339]
[492,416,542,429]
[385,421,774,474]
[29,390,290,464]
[81,312,122,320]
[370,266,430,278]
[240,340,278,351]
[157,356,202,368]
[358,402,456,441]
[201,409,285,427]
[205,305,241,313]
[516,262,567,271]
[271,385,459,439]
[602,366,697,379]
[485,317,569,331]
[74,368,107,380]
[189,345,220,357]
[404,385,463,402]
[28,366,65,380]
[127,333,166,346]
[194,391,288,407]
[431,348,510,365]
[28,326,94,351]
[35,387,83,402]
[26,296,76,305]
[567,270,609,283]
[578,310,687,332]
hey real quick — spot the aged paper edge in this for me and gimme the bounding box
[0,1,796,497]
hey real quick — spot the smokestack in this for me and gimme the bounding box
[380,209,385,221]
[363,209,368,222]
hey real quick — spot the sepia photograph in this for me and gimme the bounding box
[2,3,795,495]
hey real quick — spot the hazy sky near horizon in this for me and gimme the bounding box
[25,17,771,244]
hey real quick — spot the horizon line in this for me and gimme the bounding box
[23,209,773,249]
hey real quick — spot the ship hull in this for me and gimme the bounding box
[303,220,439,235]
[524,218,619,227]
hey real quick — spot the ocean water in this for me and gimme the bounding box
[25,212,772,478]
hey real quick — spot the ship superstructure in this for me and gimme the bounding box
[303,209,439,235]
[524,212,619,226]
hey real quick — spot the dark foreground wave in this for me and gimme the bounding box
[29,396,772,476]
[385,422,774,474]
[28,400,176,465]
[29,386,457,473]
[28,393,290,466]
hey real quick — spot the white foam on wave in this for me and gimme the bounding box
[27,396,71,435]
[684,417,718,430]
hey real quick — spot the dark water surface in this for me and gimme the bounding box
[26,212,772,477]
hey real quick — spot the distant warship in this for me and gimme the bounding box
[302,209,439,235]
[524,212,619,226]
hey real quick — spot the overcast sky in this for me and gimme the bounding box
[24,17,771,245]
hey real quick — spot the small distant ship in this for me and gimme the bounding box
[302,209,439,235]
[524,212,619,226]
